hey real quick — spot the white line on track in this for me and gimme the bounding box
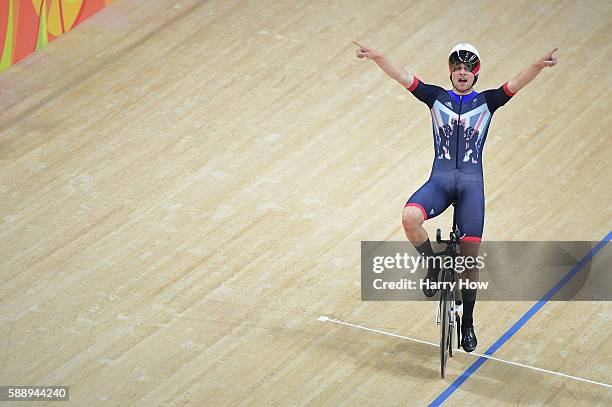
[317,315,612,389]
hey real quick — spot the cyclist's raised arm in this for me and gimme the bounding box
[353,40,415,88]
[506,48,558,94]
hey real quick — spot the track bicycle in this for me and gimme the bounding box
[434,203,463,379]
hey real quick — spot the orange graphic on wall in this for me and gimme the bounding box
[1,0,112,72]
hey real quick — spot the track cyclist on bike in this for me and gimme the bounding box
[354,40,558,352]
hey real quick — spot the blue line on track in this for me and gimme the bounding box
[429,231,612,406]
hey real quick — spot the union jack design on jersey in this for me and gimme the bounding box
[431,100,491,165]
[406,76,514,174]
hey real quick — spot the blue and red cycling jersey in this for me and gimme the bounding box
[405,78,516,240]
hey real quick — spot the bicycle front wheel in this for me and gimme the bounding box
[439,285,449,378]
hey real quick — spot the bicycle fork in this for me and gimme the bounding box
[437,297,463,349]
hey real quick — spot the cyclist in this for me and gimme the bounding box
[354,40,558,352]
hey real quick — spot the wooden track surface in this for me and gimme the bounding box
[0,0,611,405]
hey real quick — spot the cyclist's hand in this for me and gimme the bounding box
[537,48,558,68]
[353,40,381,59]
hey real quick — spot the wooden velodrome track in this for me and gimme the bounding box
[1,0,611,405]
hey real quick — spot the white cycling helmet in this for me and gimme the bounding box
[448,43,481,85]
